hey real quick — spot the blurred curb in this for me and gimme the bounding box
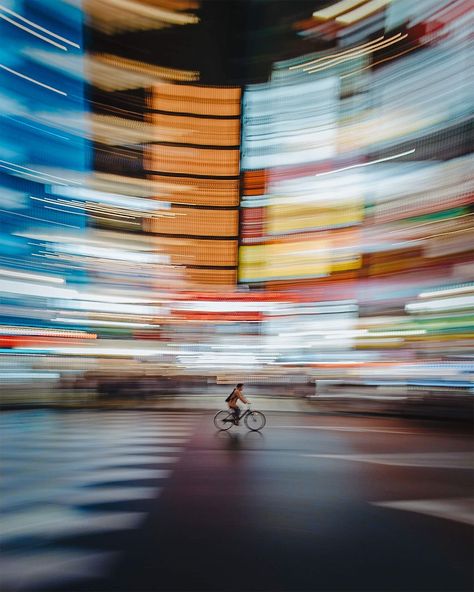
[0,391,472,421]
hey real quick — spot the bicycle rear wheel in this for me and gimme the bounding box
[244,410,266,431]
[214,410,234,431]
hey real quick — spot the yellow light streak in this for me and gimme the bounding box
[340,42,429,79]
[290,35,384,70]
[305,33,407,73]
[313,0,368,21]
[336,0,393,25]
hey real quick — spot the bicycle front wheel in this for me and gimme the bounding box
[214,410,234,431]
[244,410,266,431]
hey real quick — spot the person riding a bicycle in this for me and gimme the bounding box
[215,385,265,431]
[227,383,249,425]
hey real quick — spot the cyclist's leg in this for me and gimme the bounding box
[233,406,241,424]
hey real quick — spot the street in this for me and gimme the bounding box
[1,409,472,592]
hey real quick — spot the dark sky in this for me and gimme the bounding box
[87,0,329,85]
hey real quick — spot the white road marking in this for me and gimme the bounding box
[1,455,178,473]
[5,438,189,449]
[302,452,474,469]
[1,468,172,490]
[0,507,145,539]
[0,410,201,589]
[0,549,117,592]
[372,497,474,526]
[2,446,184,460]
[1,486,161,510]
[277,425,421,435]
[6,431,195,440]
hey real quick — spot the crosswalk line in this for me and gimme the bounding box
[4,438,189,450]
[1,455,179,473]
[0,549,117,592]
[0,410,201,590]
[372,497,474,526]
[1,446,184,460]
[1,467,172,491]
[278,425,421,435]
[0,486,161,511]
[0,506,145,540]
[302,452,474,470]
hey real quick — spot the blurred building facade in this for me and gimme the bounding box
[0,0,472,402]
[0,0,90,333]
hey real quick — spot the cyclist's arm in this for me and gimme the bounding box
[238,392,249,404]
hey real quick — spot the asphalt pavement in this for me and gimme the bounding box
[1,410,472,592]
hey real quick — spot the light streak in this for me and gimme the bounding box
[0,161,81,184]
[315,149,415,177]
[0,208,77,228]
[305,34,407,74]
[50,186,163,211]
[0,278,79,298]
[0,13,67,50]
[88,0,200,26]
[419,285,474,299]
[313,0,368,21]
[406,296,474,313]
[290,35,384,70]
[340,42,431,79]
[336,0,393,25]
[0,64,67,95]
[52,318,158,328]
[1,372,60,380]
[363,330,426,337]
[0,268,64,284]
[0,326,94,337]
[0,4,80,47]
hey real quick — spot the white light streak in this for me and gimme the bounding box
[0,5,80,48]
[74,292,156,304]
[0,207,77,228]
[0,279,79,299]
[1,372,60,380]
[53,318,158,329]
[174,301,280,313]
[419,285,474,299]
[406,296,474,314]
[0,13,67,50]
[0,64,67,95]
[0,160,80,184]
[0,268,64,284]
[0,326,92,337]
[364,330,426,337]
[50,186,165,211]
[12,345,181,357]
[57,300,164,316]
[315,149,415,177]
[55,244,169,264]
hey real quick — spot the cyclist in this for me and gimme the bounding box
[226,383,249,425]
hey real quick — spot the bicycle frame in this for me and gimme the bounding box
[215,406,265,431]
[227,407,251,420]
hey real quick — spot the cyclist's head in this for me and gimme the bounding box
[236,383,243,389]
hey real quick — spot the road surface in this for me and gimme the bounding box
[1,409,472,591]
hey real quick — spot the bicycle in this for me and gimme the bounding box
[214,405,266,432]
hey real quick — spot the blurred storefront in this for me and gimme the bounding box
[0,0,472,408]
